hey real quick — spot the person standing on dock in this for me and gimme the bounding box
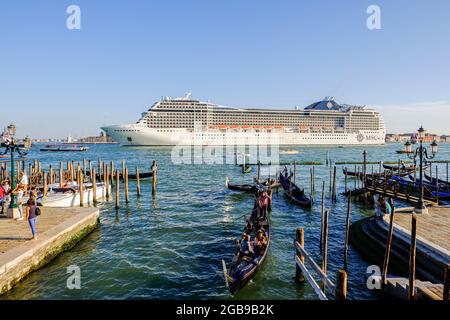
[11,185,25,220]
[1,179,11,214]
[25,198,38,240]
[0,182,5,214]
[20,169,29,192]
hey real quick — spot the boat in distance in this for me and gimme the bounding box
[102,93,386,146]
[40,145,89,152]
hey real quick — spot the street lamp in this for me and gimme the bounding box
[407,126,438,214]
[1,126,27,219]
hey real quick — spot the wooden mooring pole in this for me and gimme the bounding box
[382,203,395,286]
[122,160,125,182]
[343,191,351,271]
[344,167,348,194]
[92,168,97,205]
[115,170,120,209]
[125,167,129,203]
[312,165,315,193]
[152,161,157,195]
[136,165,141,197]
[43,172,48,199]
[408,214,417,300]
[444,264,450,300]
[78,167,84,207]
[322,209,329,293]
[105,164,110,200]
[59,162,63,188]
[335,269,347,300]
[295,228,305,283]
[332,166,337,202]
[319,181,326,252]
[329,161,332,192]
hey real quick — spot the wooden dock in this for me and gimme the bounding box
[365,186,437,206]
[385,277,445,300]
[350,206,450,300]
[387,206,450,253]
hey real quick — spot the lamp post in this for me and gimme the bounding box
[407,126,438,214]
[1,125,27,219]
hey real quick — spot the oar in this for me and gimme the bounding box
[222,259,232,294]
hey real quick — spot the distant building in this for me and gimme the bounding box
[440,135,450,143]
[77,132,117,144]
[385,133,416,143]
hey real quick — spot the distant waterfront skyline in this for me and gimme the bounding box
[1,0,449,139]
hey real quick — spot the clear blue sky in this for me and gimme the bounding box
[1,0,449,138]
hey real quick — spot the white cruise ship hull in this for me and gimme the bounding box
[102,124,385,146]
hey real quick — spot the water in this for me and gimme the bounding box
[2,143,449,300]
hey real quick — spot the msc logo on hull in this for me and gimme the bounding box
[357,133,381,143]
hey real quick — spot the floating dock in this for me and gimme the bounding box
[0,207,99,295]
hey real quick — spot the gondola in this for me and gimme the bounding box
[382,163,418,171]
[225,177,280,193]
[424,173,450,188]
[431,190,450,200]
[343,167,414,179]
[222,204,270,296]
[85,170,153,180]
[40,145,89,152]
[225,177,256,193]
[406,175,449,191]
[279,172,313,208]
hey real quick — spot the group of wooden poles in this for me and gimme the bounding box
[0,159,158,209]
[294,179,351,300]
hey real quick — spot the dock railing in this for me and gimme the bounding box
[294,227,347,300]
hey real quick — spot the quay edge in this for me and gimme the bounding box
[0,207,100,296]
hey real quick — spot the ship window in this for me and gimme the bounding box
[127,137,132,142]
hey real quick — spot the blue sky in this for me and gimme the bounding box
[1,0,449,138]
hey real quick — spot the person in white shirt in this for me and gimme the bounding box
[20,170,29,192]
[12,185,25,220]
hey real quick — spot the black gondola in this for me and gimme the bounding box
[279,172,313,208]
[424,173,450,188]
[225,177,280,193]
[343,167,414,178]
[382,163,417,171]
[85,170,153,180]
[222,204,270,296]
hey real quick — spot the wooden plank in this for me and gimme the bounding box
[295,242,336,292]
[295,256,328,300]
[418,287,443,300]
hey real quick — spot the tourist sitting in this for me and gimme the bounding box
[254,229,268,256]
[376,195,393,217]
[238,233,253,259]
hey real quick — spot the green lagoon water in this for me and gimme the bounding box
[2,142,449,300]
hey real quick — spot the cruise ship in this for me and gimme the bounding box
[101,94,386,146]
